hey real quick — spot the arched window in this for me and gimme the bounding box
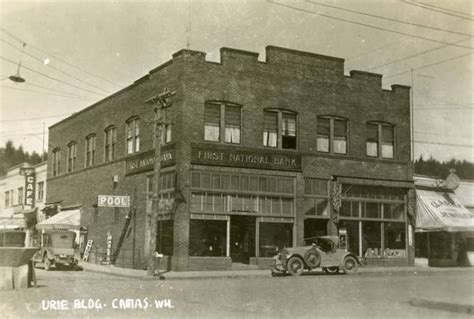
[316,116,347,154]
[126,117,140,154]
[67,141,77,173]
[104,125,117,162]
[263,109,297,149]
[367,122,394,159]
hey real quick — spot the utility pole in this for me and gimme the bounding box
[145,88,176,276]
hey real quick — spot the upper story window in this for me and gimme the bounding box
[161,124,172,145]
[104,125,117,162]
[367,122,394,159]
[316,116,347,155]
[204,102,241,144]
[67,142,77,173]
[52,148,61,177]
[4,191,9,208]
[263,110,297,149]
[17,187,23,205]
[126,117,140,154]
[37,181,44,201]
[85,134,96,167]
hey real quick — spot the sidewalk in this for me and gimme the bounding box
[78,261,474,281]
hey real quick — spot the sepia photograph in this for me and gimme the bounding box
[0,0,473,318]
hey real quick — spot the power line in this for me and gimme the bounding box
[414,106,474,110]
[0,85,96,101]
[0,113,72,122]
[383,52,473,79]
[306,0,473,37]
[0,38,113,95]
[267,1,474,50]
[0,55,107,96]
[414,103,474,107]
[402,1,474,21]
[416,1,474,18]
[24,82,98,100]
[0,27,122,89]
[414,140,474,148]
[367,37,471,71]
[0,126,45,134]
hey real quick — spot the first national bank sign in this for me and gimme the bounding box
[191,145,302,171]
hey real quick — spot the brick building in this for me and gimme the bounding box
[47,46,414,271]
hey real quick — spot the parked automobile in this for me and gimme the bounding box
[32,230,79,270]
[271,236,360,276]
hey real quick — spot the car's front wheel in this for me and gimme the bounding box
[287,256,305,276]
[342,256,359,275]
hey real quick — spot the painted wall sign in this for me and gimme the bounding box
[21,168,36,207]
[191,144,302,171]
[98,195,130,208]
[125,147,175,176]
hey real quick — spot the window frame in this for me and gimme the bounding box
[37,181,44,201]
[204,101,242,145]
[126,117,140,154]
[4,191,9,207]
[316,116,348,155]
[366,121,395,159]
[52,148,61,177]
[17,187,23,206]
[67,141,77,173]
[263,109,298,150]
[85,134,96,167]
[104,125,117,162]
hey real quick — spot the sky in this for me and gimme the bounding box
[0,0,473,162]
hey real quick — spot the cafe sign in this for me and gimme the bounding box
[191,144,302,171]
[125,147,175,176]
[20,167,36,207]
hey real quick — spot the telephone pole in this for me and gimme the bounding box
[145,88,176,276]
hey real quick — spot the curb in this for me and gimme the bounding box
[410,298,474,314]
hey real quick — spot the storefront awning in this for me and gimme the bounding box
[416,190,474,232]
[0,218,26,230]
[36,209,81,230]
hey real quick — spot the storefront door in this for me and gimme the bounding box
[230,216,255,263]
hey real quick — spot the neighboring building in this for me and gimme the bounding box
[47,46,414,271]
[455,180,474,214]
[0,161,47,246]
[414,173,474,266]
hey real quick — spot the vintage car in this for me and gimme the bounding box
[33,230,79,270]
[271,236,360,276]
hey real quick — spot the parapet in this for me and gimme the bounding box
[349,70,383,87]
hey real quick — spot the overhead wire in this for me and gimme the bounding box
[415,1,474,18]
[383,52,473,79]
[0,85,97,101]
[0,113,72,122]
[267,1,474,50]
[306,0,473,37]
[414,140,474,148]
[0,27,122,89]
[0,38,113,94]
[24,82,99,100]
[402,1,474,21]
[0,55,107,96]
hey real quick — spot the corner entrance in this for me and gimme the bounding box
[230,216,256,264]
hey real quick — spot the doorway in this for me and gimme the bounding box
[230,216,256,263]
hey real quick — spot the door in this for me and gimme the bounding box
[230,216,256,263]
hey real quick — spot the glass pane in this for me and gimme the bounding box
[365,202,380,218]
[263,130,277,147]
[304,179,312,194]
[225,105,241,125]
[249,176,258,191]
[281,198,293,215]
[282,113,296,136]
[392,203,405,220]
[156,220,173,255]
[362,221,382,258]
[285,179,294,194]
[212,174,221,190]
[189,220,226,256]
[366,141,378,157]
[339,220,360,256]
[334,138,346,154]
[231,175,240,190]
[191,172,200,188]
[282,135,297,149]
[317,137,329,152]
[259,223,293,256]
[382,125,394,143]
[264,111,278,130]
[317,117,330,135]
[271,197,281,214]
[304,198,315,215]
[384,222,406,251]
[340,201,351,217]
[259,177,267,192]
[240,176,249,191]
[204,104,220,124]
[268,178,277,193]
[334,119,347,137]
[225,126,240,144]
[190,193,202,211]
[204,124,220,142]
[382,144,394,159]
[367,123,378,141]
[202,173,210,188]
[315,199,329,217]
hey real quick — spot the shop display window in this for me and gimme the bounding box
[384,222,405,258]
[156,220,173,256]
[339,220,360,256]
[189,220,226,257]
[304,219,328,239]
[362,221,382,258]
[259,223,292,257]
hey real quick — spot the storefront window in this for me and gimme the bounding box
[384,222,405,258]
[189,220,226,257]
[156,220,173,256]
[259,223,292,257]
[362,221,382,258]
[304,219,327,239]
[339,220,360,256]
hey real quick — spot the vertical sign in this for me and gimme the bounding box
[23,168,36,207]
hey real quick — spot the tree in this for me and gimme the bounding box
[0,140,47,176]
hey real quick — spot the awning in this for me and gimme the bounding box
[416,190,474,232]
[0,218,26,230]
[36,209,81,230]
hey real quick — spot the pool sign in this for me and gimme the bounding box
[98,195,130,208]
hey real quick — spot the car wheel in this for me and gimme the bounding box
[325,267,339,274]
[44,259,52,271]
[304,249,321,268]
[287,256,305,276]
[342,256,359,275]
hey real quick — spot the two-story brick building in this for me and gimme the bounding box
[47,46,414,271]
